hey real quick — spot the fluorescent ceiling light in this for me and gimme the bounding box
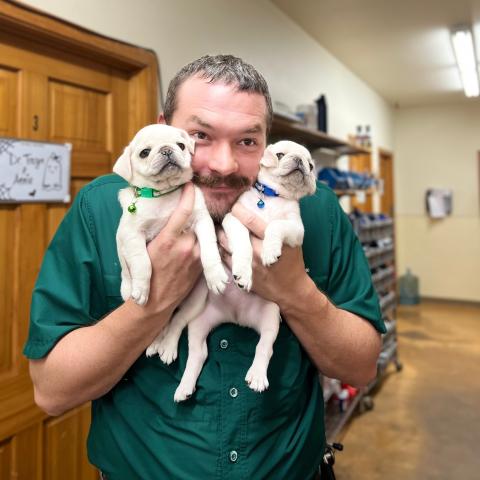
[451,27,479,97]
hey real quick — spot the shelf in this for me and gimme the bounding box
[333,189,375,196]
[269,114,368,155]
[325,390,365,442]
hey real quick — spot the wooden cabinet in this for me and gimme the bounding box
[0,2,159,477]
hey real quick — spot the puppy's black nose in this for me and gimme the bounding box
[160,147,173,157]
[294,157,302,167]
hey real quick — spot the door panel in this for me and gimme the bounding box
[0,438,11,479]
[0,67,18,137]
[45,410,80,480]
[49,80,112,177]
[0,206,15,374]
[11,423,43,480]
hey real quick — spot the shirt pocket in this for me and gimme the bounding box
[103,274,123,312]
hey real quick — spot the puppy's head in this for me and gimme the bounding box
[113,124,195,189]
[257,141,316,200]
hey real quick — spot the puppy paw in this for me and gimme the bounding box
[146,342,159,357]
[131,284,150,306]
[157,335,179,365]
[174,382,196,402]
[261,242,282,267]
[204,263,229,294]
[232,260,252,291]
[245,366,269,392]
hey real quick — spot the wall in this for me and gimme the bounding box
[19,0,394,153]
[395,103,480,302]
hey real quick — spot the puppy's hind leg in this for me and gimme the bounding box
[146,280,209,362]
[174,302,224,402]
[244,301,280,392]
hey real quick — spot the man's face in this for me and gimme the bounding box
[164,76,268,221]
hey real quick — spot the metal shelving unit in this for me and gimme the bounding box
[323,215,402,443]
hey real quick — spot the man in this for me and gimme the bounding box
[24,55,385,479]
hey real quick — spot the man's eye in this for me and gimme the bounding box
[240,138,256,146]
[139,148,151,158]
[192,132,207,140]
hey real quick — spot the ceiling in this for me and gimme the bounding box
[271,0,480,107]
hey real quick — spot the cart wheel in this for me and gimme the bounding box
[395,360,403,372]
[359,395,374,413]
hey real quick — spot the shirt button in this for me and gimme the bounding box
[229,387,238,398]
[229,450,238,463]
[220,339,229,349]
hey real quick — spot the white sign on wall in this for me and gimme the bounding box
[0,137,71,203]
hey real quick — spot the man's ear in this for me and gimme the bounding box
[179,129,195,155]
[158,113,167,124]
[113,145,133,181]
[260,144,279,168]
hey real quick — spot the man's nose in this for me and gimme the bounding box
[208,142,238,176]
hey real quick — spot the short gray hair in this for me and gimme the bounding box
[163,54,272,133]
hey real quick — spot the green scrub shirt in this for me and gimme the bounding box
[24,174,385,480]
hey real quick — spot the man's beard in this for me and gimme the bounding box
[193,173,252,223]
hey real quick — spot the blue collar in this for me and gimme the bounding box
[254,181,279,197]
[254,181,279,209]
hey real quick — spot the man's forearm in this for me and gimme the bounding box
[279,275,381,387]
[30,301,170,416]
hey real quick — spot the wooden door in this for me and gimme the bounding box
[0,2,159,478]
[349,152,373,212]
[379,148,395,216]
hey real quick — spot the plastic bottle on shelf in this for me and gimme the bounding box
[364,125,371,147]
[316,95,328,133]
[355,125,363,145]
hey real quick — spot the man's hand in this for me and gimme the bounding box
[141,182,203,317]
[218,203,311,309]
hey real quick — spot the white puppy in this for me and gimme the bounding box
[151,141,316,402]
[114,124,228,307]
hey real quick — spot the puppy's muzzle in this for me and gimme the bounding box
[283,156,306,176]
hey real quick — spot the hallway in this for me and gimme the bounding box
[334,301,480,480]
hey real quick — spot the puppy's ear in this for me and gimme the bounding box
[260,144,279,168]
[113,145,133,181]
[179,129,195,155]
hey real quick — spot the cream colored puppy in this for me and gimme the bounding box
[154,141,316,402]
[114,124,228,307]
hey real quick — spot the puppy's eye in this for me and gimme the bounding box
[309,163,314,171]
[276,152,285,160]
[139,148,151,158]
[177,142,185,151]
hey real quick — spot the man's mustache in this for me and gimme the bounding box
[193,173,251,189]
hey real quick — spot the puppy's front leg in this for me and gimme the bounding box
[192,186,228,294]
[261,216,304,266]
[117,229,152,305]
[222,213,253,290]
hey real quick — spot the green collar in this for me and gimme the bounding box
[132,185,181,198]
[127,184,182,213]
